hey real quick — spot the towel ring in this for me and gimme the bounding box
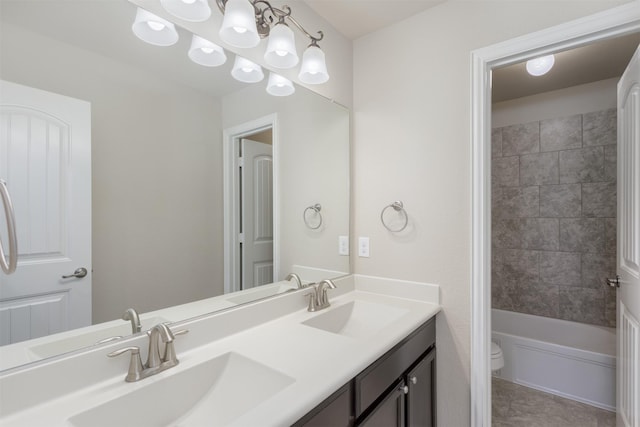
[303,204,323,230]
[381,201,408,232]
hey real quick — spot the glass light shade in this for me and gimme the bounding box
[266,73,295,96]
[132,8,179,46]
[219,0,260,48]
[264,23,298,69]
[526,55,555,76]
[160,0,211,22]
[231,56,264,83]
[188,35,227,67]
[298,45,329,84]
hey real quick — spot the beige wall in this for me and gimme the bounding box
[352,2,629,425]
[0,24,224,323]
[493,78,618,127]
[222,84,350,280]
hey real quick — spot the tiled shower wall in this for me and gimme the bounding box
[491,108,617,328]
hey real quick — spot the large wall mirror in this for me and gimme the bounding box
[0,0,350,371]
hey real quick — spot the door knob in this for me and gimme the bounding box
[606,275,620,288]
[62,267,88,279]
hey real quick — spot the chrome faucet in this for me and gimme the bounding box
[285,273,304,288]
[304,279,337,312]
[122,308,141,334]
[108,323,188,382]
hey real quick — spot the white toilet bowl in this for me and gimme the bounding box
[491,341,504,371]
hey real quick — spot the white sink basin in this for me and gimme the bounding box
[68,352,295,427]
[301,300,409,339]
[28,317,170,359]
[226,283,297,305]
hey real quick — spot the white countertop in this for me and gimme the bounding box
[0,274,440,426]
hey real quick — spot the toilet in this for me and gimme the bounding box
[491,341,504,372]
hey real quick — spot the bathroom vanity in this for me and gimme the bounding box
[295,317,436,427]
[0,275,440,426]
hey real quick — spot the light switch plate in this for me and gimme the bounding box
[358,237,370,257]
[338,236,349,256]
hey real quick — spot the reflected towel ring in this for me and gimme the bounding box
[303,203,323,230]
[381,201,408,232]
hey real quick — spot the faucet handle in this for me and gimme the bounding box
[107,346,144,382]
[304,284,319,312]
[163,328,188,366]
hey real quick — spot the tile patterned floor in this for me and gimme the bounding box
[492,377,616,427]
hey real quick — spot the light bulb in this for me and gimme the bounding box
[266,72,295,96]
[526,55,555,76]
[231,56,264,83]
[264,22,298,69]
[298,44,329,84]
[147,21,165,31]
[219,0,260,48]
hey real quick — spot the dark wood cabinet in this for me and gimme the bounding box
[294,317,436,427]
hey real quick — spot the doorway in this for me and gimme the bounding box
[223,114,279,294]
[470,5,640,427]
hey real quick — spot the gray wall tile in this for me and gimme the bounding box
[502,122,539,156]
[559,147,604,184]
[492,128,503,158]
[492,219,520,249]
[517,282,560,318]
[495,186,539,218]
[604,144,617,182]
[520,218,559,251]
[540,184,581,217]
[583,109,616,147]
[540,252,581,286]
[493,249,539,284]
[582,252,616,288]
[559,287,606,325]
[560,218,604,253]
[492,156,519,187]
[520,152,559,185]
[583,182,617,217]
[604,218,616,254]
[540,114,582,152]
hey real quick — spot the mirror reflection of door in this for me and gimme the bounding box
[238,134,273,290]
[0,80,92,345]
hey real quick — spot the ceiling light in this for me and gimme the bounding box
[188,35,227,67]
[526,55,555,76]
[266,73,295,96]
[218,0,260,48]
[161,0,212,22]
[299,42,329,84]
[264,22,298,69]
[231,56,264,83]
[132,8,179,46]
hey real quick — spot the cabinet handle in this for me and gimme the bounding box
[400,385,409,394]
[410,376,418,385]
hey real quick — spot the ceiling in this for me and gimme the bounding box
[492,32,640,103]
[303,0,444,40]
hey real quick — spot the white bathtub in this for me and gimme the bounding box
[492,308,616,411]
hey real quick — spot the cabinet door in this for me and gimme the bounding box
[359,382,406,427]
[294,382,353,427]
[406,349,436,427]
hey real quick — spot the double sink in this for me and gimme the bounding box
[67,299,409,427]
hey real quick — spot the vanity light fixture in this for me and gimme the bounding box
[215,0,328,80]
[231,55,264,83]
[160,0,211,22]
[132,8,179,46]
[526,54,555,76]
[188,35,227,67]
[266,72,295,96]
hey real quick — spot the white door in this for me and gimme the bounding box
[240,139,273,290]
[0,80,91,345]
[617,45,640,427]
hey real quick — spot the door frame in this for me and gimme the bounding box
[470,4,640,427]
[223,114,279,294]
